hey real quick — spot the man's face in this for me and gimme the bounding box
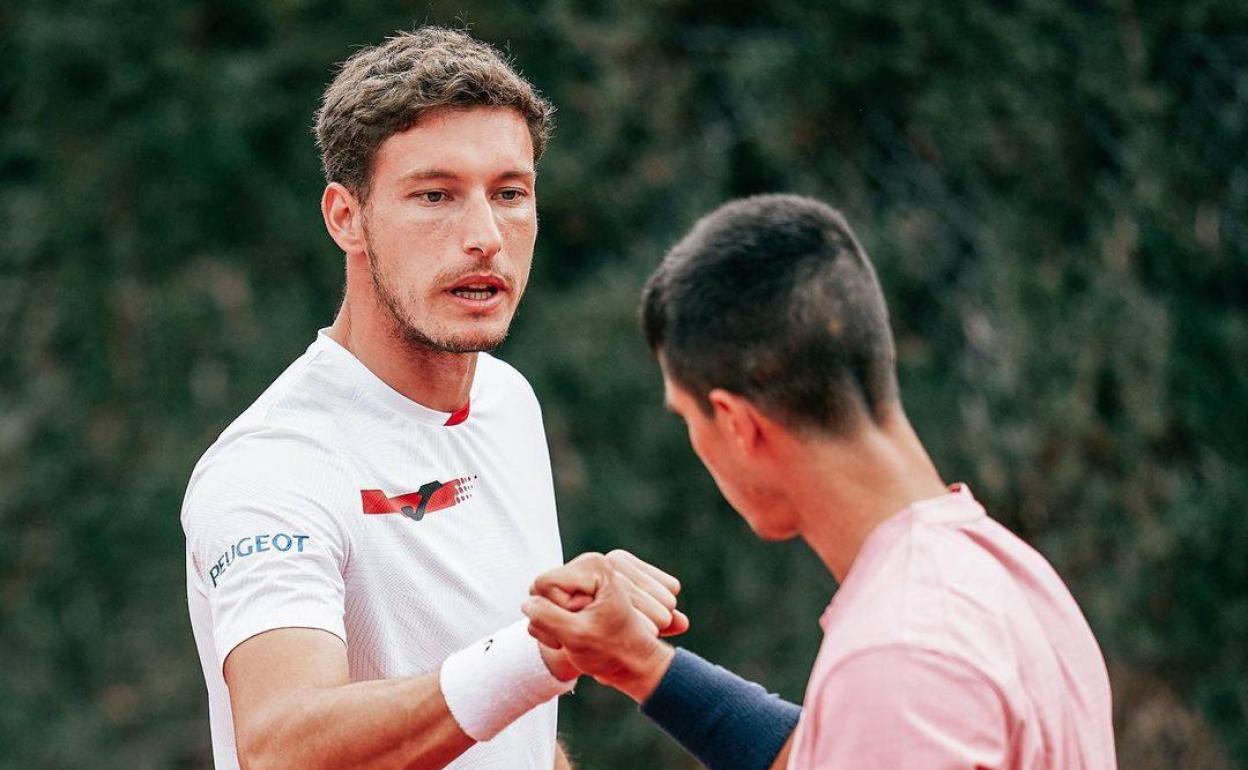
[661,366,799,541]
[361,106,538,353]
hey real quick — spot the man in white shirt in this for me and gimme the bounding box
[182,27,685,770]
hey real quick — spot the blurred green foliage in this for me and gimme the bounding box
[2,1,1246,768]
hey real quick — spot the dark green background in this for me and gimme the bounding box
[2,1,1245,768]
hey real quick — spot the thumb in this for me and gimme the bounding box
[523,595,583,646]
[659,609,691,637]
[540,585,594,612]
[532,559,609,601]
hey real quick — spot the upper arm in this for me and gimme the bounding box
[795,647,1010,769]
[225,627,350,738]
[183,434,354,670]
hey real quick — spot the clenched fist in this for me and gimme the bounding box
[524,551,686,701]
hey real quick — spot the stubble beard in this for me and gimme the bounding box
[366,247,510,355]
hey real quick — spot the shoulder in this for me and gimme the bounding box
[476,352,538,401]
[821,516,1021,676]
[182,347,359,539]
[186,340,357,503]
[188,424,348,496]
[182,424,356,533]
[238,339,356,434]
[474,353,544,425]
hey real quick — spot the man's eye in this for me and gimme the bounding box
[497,189,524,202]
[416,191,446,203]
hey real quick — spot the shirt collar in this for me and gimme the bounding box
[313,329,477,427]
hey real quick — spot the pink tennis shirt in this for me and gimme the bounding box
[787,485,1116,770]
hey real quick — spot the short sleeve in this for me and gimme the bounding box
[182,430,355,668]
[790,646,1010,770]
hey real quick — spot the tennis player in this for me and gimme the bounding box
[182,28,686,770]
[524,195,1118,770]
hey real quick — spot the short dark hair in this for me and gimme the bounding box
[314,27,555,201]
[642,194,899,435]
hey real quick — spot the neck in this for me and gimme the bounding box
[328,289,476,414]
[790,406,948,582]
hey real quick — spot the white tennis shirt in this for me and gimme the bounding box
[182,330,564,770]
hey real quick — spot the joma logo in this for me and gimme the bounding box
[360,476,478,521]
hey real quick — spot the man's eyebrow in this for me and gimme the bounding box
[397,168,535,184]
[399,169,460,183]
[496,169,536,183]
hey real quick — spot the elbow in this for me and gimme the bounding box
[235,737,275,770]
[234,717,295,770]
[236,737,288,770]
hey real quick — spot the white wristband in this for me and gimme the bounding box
[439,619,576,742]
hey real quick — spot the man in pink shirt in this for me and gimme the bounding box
[523,195,1117,770]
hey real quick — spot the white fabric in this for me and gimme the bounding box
[182,330,564,770]
[440,619,575,741]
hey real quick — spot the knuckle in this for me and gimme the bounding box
[599,566,619,591]
[568,612,593,637]
[585,553,611,571]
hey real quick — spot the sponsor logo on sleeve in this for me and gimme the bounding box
[208,532,310,588]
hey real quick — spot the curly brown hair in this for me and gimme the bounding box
[314,27,555,200]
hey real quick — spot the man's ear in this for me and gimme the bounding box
[707,389,767,456]
[322,182,366,256]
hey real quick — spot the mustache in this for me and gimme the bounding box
[364,247,520,294]
[435,267,516,291]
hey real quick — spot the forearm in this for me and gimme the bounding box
[230,622,573,770]
[237,671,472,770]
[639,648,800,770]
[768,736,793,770]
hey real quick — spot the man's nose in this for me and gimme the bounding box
[461,192,503,259]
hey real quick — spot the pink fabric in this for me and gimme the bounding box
[788,485,1116,770]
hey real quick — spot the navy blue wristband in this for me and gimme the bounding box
[639,648,801,770]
